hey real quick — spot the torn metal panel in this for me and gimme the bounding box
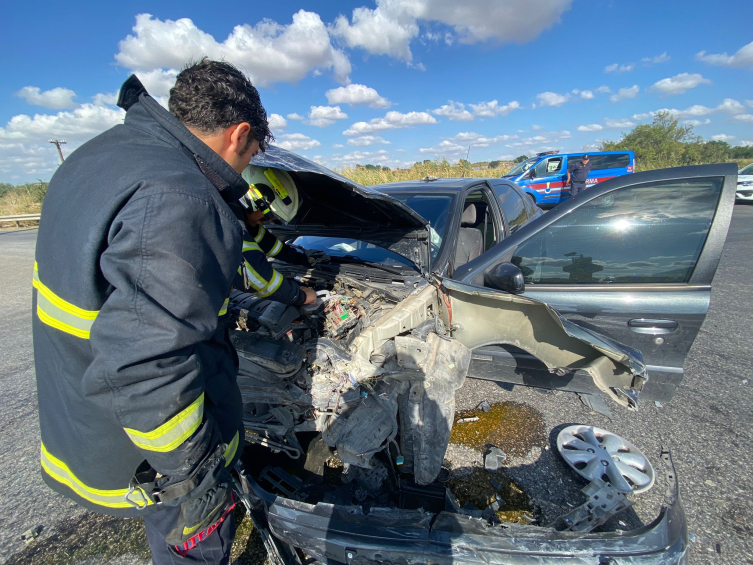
[397,333,471,485]
[442,278,646,408]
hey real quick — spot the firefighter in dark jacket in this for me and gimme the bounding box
[32,60,278,564]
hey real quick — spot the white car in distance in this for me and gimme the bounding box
[737,162,753,202]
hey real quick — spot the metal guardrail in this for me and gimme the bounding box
[0,213,41,227]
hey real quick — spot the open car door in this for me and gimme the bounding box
[447,164,737,404]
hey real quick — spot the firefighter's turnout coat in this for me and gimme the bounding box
[33,82,246,517]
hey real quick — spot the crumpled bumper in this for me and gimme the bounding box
[251,448,687,564]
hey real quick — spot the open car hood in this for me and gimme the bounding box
[249,146,431,274]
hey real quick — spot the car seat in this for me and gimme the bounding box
[454,204,484,268]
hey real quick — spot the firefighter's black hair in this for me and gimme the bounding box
[169,58,273,151]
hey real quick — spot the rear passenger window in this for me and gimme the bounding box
[589,154,631,170]
[510,177,722,284]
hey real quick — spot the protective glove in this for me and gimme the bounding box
[164,462,234,546]
[305,249,330,266]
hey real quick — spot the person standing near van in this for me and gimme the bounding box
[566,154,592,198]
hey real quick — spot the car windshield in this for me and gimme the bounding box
[505,157,539,177]
[380,192,454,261]
[740,163,753,175]
[291,236,418,269]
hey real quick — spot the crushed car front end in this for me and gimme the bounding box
[231,146,688,565]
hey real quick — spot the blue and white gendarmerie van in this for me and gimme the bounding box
[503,150,636,207]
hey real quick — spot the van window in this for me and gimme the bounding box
[534,157,563,177]
[569,153,631,171]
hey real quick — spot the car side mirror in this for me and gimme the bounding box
[484,262,526,294]
[528,169,536,179]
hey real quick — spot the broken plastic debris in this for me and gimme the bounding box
[477,400,491,413]
[20,525,42,545]
[484,446,507,472]
[654,400,663,408]
[396,456,404,465]
[457,417,479,424]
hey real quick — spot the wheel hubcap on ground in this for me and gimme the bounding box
[556,425,655,494]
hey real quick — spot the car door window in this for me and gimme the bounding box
[497,188,527,235]
[534,157,563,177]
[462,189,500,253]
[511,177,723,284]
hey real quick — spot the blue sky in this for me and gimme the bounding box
[2,0,752,182]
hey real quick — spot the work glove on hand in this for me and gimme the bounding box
[305,249,330,266]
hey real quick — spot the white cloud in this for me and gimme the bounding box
[642,52,670,65]
[343,110,437,135]
[276,133,321,151]
[325,83,391,108]
[531,124,542,130]
[733,114,753,123]
[135,68,179,97]
[0,104,126,177]
[632,113,651,121]
[15,86,78,110]
[741,140,753,147]
[610,85,640,102]
[605,63,634,73]
[419,139,466,155]
[433,100,474,121]
[347,135,391,146]
[595,85,612,94]
[578,124,603,132]
[91,92,118,106]
[657,98,746,119]
[469,99,520,117]
[711,134,735,141]
[696,40,753,68]
[268,113,287,131]
[579,90,594,100]
[445,132,516,146]
[331,0,573,62]
[604,118,635,129]
[682,118,711,127]
[332,143,345,149]
[287,113,304,120]
[330,149,399,167]
[116,11,351,87]
[306,105,348,128]
[650,73,711,96]
[536,91,569,107]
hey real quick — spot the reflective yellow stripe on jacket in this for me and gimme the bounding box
[124,393,204,452]
[219,298,229,317]
[32,262,99,339]
[41,442,147,509]
[223,431,239,466]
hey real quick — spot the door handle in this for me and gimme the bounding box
[628,319,678,335]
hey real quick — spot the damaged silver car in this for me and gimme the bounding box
[229,149,737,565]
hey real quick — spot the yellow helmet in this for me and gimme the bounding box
[241,165,300,223]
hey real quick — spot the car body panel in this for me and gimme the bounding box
[240,448,687,565]
[453,164,738,401]
[503,151,636,207]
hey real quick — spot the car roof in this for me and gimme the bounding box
[372,178,490,193]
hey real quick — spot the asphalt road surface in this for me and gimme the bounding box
[1,205,751,564]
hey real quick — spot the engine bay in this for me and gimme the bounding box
[229,270,475,511]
